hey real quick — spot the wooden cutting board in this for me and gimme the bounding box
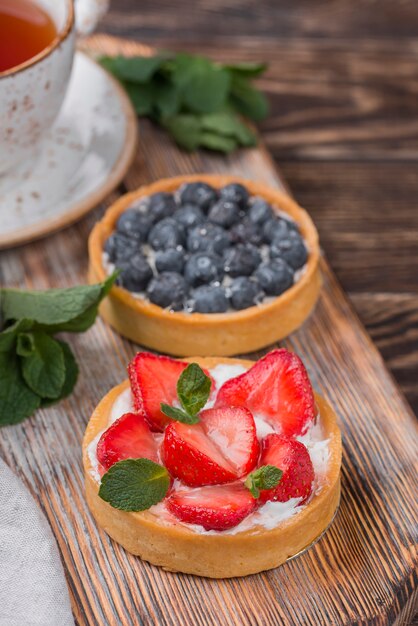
[1,35,417,626]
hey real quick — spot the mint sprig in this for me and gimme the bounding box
[100,52,268,154]
[161,362,212,425]
[0,273,117,426]
[245,465,283,499]
[98,459,170,511]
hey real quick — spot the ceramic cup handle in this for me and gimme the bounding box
[75,0,110,35]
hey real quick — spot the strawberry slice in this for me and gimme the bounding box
[166,483,257,531]
[128,352,214,432]
[258,434,314,504]
[200,407,259,478]
[96,412,159,471]
[216,349,315,437]
[163,422,237,486]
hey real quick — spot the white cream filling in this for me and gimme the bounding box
[87,363,330,535]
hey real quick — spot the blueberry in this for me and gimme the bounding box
[224,243,262,277]
[147,272,187,310]
[155,248,185,274]
[208,199,241,228]
[229,218,264,246]
[116,209,153,241]
[229,277,264,310]
[175,204,205,229]
[104,233,139,263]
[117,253,153,292]
[248,198,274,225]
[263,217,294,244]
[190,285,228,313]
[255,259,294,296]
[270,230,308,270]
[187,223,230,255]
[179,182,218,212]
[148,192,177,222]
[220,183,249,209]
[184,253,224,287]
[148,218,186,250]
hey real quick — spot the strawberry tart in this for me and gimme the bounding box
[83,349,341,578]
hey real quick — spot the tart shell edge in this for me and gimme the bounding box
[82,356,342,578]
[88,175,321,356]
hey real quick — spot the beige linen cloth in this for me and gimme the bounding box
[0,457,74,626]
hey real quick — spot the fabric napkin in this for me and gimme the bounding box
[0,457,74,626]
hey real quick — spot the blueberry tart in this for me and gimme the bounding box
[88,175,321,356]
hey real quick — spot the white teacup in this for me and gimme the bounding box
[0,0,109,176]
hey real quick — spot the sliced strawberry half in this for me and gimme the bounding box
[200,406,259,478]
[166,483,257,531]
[163,422,237,486]
[216,349,315,437]
[258,434,314,504]
[128,352,214,432]
[96,412,159,471]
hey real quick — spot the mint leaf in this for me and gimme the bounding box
[100,55,166,83]
[164,114,202,151]
[230,75,269,122]
[199,131,237,153]
[201,112,256,146]
[41,341,79,407]
[124,81,155,116]
[160,403,199,425]
[16,332,36,357]
[99,459,170,511]
[223,61,268,77]
[177,363,211,417]
[0,320,33,353]
[171,54,230,114]
[0,351,41,426]
[245,465,283,498]
[21,332,65,399]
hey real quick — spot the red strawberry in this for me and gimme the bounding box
[200,407,259,478]
[258,434,314,504]
[127,353,188,431]
[216,348,315,437]
[96,412,159,471]
[163,422,237,486]
[166,483,257,531]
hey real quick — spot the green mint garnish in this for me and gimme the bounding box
[0,272,117,426]
[244,465,283,499]
[161,362,212,424]
[100,52,268,154]
[98,459,170,512]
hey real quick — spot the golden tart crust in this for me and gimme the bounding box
[83,356,342,578]
[88,175,321,357]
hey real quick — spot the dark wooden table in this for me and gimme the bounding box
[101,0,418,418]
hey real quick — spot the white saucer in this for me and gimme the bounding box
[0,51,137,248]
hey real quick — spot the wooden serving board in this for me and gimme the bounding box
[1,35,417,626]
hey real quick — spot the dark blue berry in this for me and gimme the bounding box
[248,198,274,225]
[208,199,240,228]
[175,204,205,229]
[147,272,187,310]
[117,253,153,292]
[254,259,294,296]
[155,248,185,274]
[148,218,186,250]
[187,223,230,255]
[105,233,138,263]
[116,209,153,241]
[229,277,264,310]
[262,217,292,243]
[184,253,224,287]
[270,231,308,269]
[190,285,228,313]
[179,182,218,212]
[147,192,177,222]
[229,218,264,246]
[220,183,249,209]
[224,243,262,277]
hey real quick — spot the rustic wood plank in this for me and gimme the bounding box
[1,34,417,626]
